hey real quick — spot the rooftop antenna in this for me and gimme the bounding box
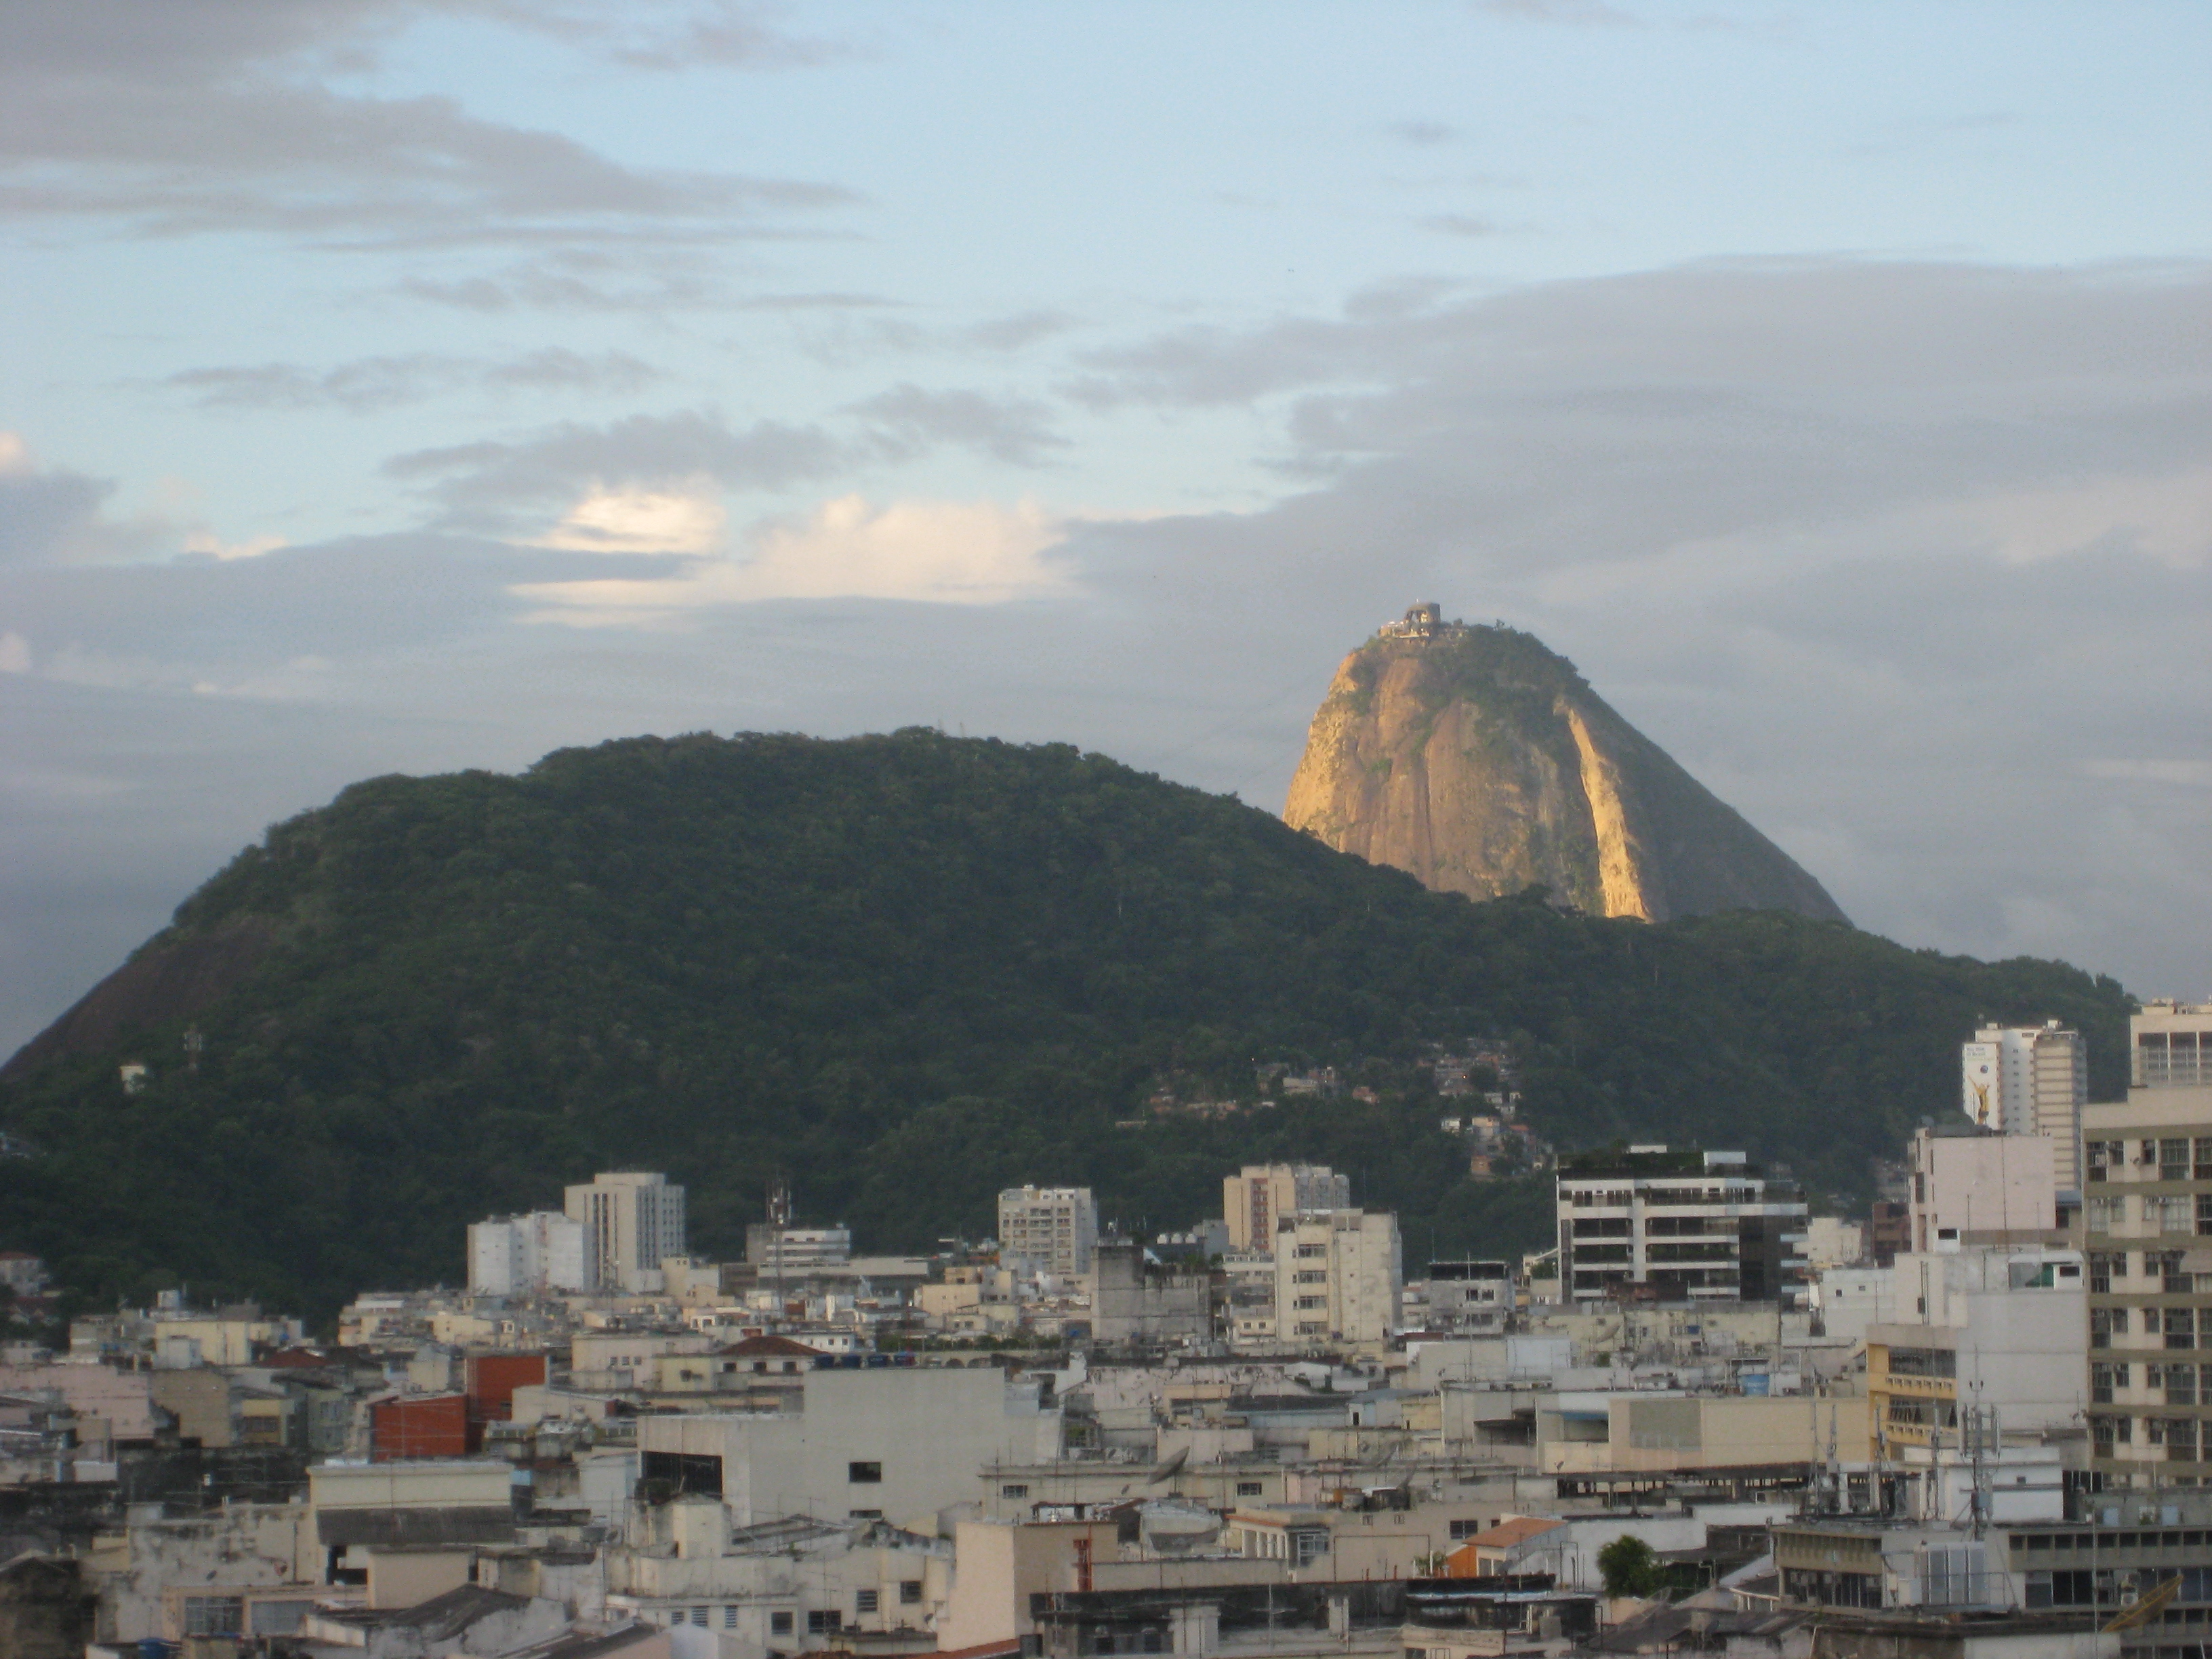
[768,1179,792,1306]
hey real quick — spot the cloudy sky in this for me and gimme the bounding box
[3,0,2209,1055]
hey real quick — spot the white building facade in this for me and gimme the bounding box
[565,1172,687,1294]
[1961,1022,2088,1189]
[1222,1164,1351,1254]
[1273,1209,1402,1345]
[996,1186,1097,1277]
[468,1210,595,1296]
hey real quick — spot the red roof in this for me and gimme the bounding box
[262,1347,340,1369]
[719,1334,827,1359]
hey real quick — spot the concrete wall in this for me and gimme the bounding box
[939,1518,1120,1650]
[149,1368,234,1448]
[1536,1393,1872,1474]
[310,1460,513,1511]
[91,1503,315,1643]
[367,1546,474,1609]
[639,1368,1060,1530]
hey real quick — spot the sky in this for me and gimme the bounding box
[3,0,2209,1057]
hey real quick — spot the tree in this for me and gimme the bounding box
[1597,1534,1657,1598]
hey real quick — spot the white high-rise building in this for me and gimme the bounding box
[1961,1022,2088,1189]
[1223,1164,1351,1254]
[564,1172,687,1294]
[468,1210,595,1296]
[1273,1209,1402,1345]
[996,1186,1098,1277]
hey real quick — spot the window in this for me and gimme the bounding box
[2164,1140,2194,1181]
[2198,1195,2212,1237]
[2089,1252,2125,1292]
[2196,1138,2212,1180]
[2089,1195,2126,1232]
[2091,1415,2133,1450]
[725,1607,739,1629]
[691,1608,710,1627]
[184,1599,245,1637]
[856,1591,880,1615]
[1293,1271,1327,1284]
[1888,1347,1957,1378]
[1296,1244,1327,1259]
[2092,1362,2129,1403]
[808,1611,843,1635]
[1922,1544,1984,1607]
[2089,1141,2121,1182]
[1237,1481,1264,1497]
[1450,1519,1481,1540]
[2154,1195,2195,1234]
[2092,1306,2129,1348]
[900,1580,923,1605]
[2170,1308,2198,1350]
[1000,1483,1029,1498]
[772,1612,794,1635]
[2151,1418,2200,1461]
[848,1460,883,1483]
[1295,1296,1327,1310]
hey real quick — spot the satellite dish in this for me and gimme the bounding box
[1146,1446,1189,1485]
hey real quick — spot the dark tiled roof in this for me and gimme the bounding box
[316,1504,518,1547]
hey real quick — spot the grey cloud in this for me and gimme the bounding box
[0,465,116,565]
[1472,0,1643,26]
[1,2,856,247]
[1417,213,1504,237]
[958,311,1080,352]
[1387,121,1459,146]
[847,385,1070,468]
[159,349,663,413]
[735,292,906,312]
[0,453,172,566]
[381,409,846,521]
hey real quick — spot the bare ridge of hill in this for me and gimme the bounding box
[1285,607,1848,923]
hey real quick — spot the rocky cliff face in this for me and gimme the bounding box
[1284,613,1848,924]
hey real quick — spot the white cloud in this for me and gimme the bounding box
[184,530,289,562]
[515,494,1076,623]
[537,479,729,554]
[0,632,29,674]
[1952,467,2212,569]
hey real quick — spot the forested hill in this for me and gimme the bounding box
[0,729,2132,1321]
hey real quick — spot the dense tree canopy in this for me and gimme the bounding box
[0,729,2131,1322]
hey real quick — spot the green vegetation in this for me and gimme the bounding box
[0,729,2131,1323]
[1597,1535,1659,1598]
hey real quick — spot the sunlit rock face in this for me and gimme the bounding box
[1284,607,1848,924]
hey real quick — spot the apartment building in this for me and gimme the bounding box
[564,1172,687,1294]
[1223,1165,1351,1254]
[745,1225,853,1271]
[468,1211,595,1296]
[2083,1005,2212,1487]
[1555,1145,1809,1305]
[2135,1001,2212,1088]
[1866,1245,2087,1456]
[1962,1021,2088,1189]
[1906,1126,2066,1254]
[1272,1209,1401,1346]
[996,1187,1098,1277]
